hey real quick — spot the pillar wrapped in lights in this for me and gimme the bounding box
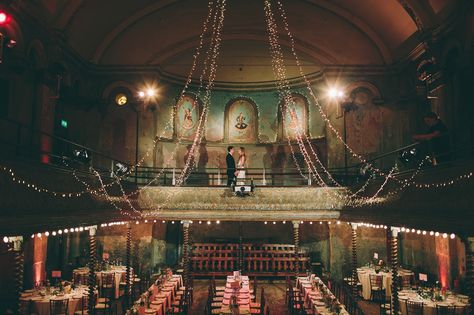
[465,237,474,307]
[350,224,358,300]
[11,237,24,313]
[125,223,132,307]
[292,221,300,275]
[182,221,191,287]
[390,227,400,315]
[87,226,97,314]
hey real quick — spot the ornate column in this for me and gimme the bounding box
[464,237,474,307]
[292,221,300,276]
[10,236,24,313]
[390,227,400,315]
[350,223,358,300]
[238,222,244,271]
[125,222,132,307]
[182,221,191,287]
[87,226,97,314]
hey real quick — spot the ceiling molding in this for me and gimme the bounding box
[91,0,393,65]
[145,29,338,66]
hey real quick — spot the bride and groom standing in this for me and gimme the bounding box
[226,146,247,186]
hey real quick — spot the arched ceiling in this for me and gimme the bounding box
[20,0,455,83]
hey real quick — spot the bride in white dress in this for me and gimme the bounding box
[236,147,247,185]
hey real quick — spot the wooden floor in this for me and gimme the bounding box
[188,279,380,315]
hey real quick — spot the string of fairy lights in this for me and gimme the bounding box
[3,220,457,246]
[1,0,474,223]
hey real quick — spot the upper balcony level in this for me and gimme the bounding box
[1,117,473,236]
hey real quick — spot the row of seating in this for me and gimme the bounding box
[191,243,309,275]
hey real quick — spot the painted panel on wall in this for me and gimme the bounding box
[175,94,200,141]
[282,95,308,141]
[227,99,257,143]
[346,90,382,154]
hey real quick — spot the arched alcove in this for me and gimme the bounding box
[174,93,203,141]
[277,93,309,142]
[224,97,259,143]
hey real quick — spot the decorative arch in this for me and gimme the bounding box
[277,93,309,142]
[174,92,203,141]
[224,97,259,143]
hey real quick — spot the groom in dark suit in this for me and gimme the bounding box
[226,146,236,186]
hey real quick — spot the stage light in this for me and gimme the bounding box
[138,91,145,98]
[328,88,338,99]
[72,149,91,164]
[0,12,10,25]
[146,89,156,97]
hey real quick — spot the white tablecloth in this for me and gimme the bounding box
[357,267,414,300]
[398,290,470,315]
[20,287,88,315]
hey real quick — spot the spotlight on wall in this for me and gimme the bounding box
[327,87,345,100]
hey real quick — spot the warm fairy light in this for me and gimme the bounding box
[138,91,145,98]
[450,233,455,239]
[207,221,211,225]
[435,232,440,237]
[37,233,41,238]
[45,232,50,236]
[58,230,63,235]
[442,233,448,239]
[199,221,202,224]
[52,231,57,236]
[216,220,220,224]
[422,231,427,235]
[3,236,8,243]
[282,221,286,224]
[273,221,276,224]
[327,87,344,100]
[264,221,268,225]
[430,231,434,236]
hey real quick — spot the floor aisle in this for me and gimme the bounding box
[187,279,379,315]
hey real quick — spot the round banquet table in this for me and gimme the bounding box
[73,266,130,299]
[357,266,414,300]
[20,287,88,315]
[398,290,470,315]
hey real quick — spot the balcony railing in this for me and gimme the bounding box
[1,116,472,188]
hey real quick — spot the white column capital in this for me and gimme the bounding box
[182,220,192,228]
[292,221,300,228]
[391,227,400,237]
[351,223,358,230]
[88,225,97,236]
[9,236,23,251]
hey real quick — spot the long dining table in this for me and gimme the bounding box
[297,275,349,315]
[219,274,251,315]
[137,274,183,315]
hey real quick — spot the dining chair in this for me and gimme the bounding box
[50,298,69,315]
[400,274,412,290]
[369,274,385,302]
[74,295,89,315]
[406,300,424,315]
[435,304,455,315]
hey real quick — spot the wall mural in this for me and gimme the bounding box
[175,94,201,141]
[226,98,257,143]
[346,89,382,154]
[281,94,308,141]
